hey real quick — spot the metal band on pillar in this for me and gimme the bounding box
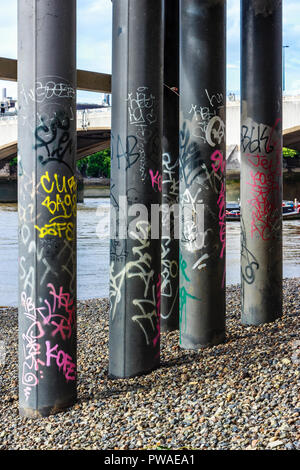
[179,0,226,349]
[109,0,163,378]
[241,0,283,325]
[161,0,180,332]
[18,0,77,417]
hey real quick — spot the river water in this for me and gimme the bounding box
[0,198,299,306]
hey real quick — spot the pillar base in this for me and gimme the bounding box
[19,399,76,418]
[160,324,179,334]
[109,363,160,380]
[180,331,226,351]
[241,314,282,327]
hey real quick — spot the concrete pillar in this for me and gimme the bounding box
[18,0,77,416]
[241,0,283,325]
[179,0,226,349]
[161,0,180,332]
[109,0,163,378]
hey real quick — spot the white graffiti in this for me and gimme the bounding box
[188,88,225,146]
[126,86,158,181]
[110,221,158,345]
[162,153,179,203]
[194,163,223,195]
[161,237,179,320]
[205,89,223,108]
[126,87,157,127]
[161,238,178,297]
[181,188,205,252]
[192,253,210,271]
[27,81,75,103]
[205,116,225,147]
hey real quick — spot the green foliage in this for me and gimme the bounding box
[9,156,18,167]
[77,156,88,174]
[283,147,299,159]
[76,149,110,178]
[86,153,100,177]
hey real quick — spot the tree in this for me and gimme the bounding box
[76,149,111,178]
[9,156,18,167]
[283,147,299,159]
[76,157,89,176]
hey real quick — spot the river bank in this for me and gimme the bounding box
[0,278,299,450]
[1,170,299,202]
[1,199,300,306]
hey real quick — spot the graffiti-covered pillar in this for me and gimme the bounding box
[179,0,226,349]
[18,0,77,416]
[161,0,180,332]
[109,0,163,378]
[240,0,282,325]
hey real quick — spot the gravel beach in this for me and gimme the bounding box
[0,279,299,450]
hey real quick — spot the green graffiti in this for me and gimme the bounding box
[179,252,190,282]
[179,288,201,345]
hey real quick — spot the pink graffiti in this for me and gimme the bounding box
[149,169,162,192]
[217,181,226,259]
[247,155,281,240]
[21,285,75,400]
[46,283,75,339]
[211,150,226,259]
[45,341,76,381]
[211,149,225,174]
[246,118,282,240]
[21,285,75,340]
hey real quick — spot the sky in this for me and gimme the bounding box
[0,0,299,102]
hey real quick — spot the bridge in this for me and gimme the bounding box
[0,111,111,164]
[0,57,112,166]
[2,57,300,166]
[1,102,300,168]
[1,55,300,174]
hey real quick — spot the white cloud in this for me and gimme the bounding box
[284,1,300,23]
[77,38,112,74]
[227,0,240,44]
[77,0,112,73]
[84,0,112,16]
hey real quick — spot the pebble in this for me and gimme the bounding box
[0,279,299,450]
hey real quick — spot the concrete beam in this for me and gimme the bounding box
[77,69,111,93]
[76,129,111,159]
[0,141,17,161]
[0,57,111,93]
[283,126,300,152]
[0,57,17,81]
[0,128,111,163]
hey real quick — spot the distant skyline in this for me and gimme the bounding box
[0,0,299,102]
